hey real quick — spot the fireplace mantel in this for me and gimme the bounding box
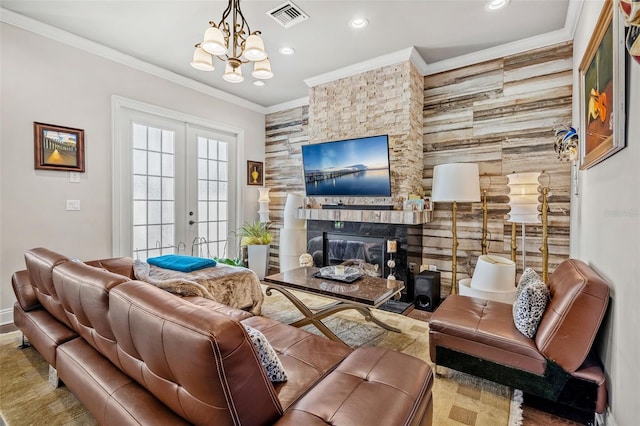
[297,208,431,225]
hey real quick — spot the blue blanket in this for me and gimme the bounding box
[147,255,217,273]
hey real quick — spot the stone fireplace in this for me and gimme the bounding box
[306,219,423,302]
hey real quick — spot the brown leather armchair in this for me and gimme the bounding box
[429,259,609,424]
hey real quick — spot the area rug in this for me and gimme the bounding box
[261,286,522,426]
[0,287,523,426]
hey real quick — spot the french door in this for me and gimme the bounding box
[113,101,239,261]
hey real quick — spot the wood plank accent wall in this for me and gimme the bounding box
[265,106,309,268]
[265,42,572,286]
[423,42,573,294]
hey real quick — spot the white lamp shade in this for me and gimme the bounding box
[507,172,540,224]
[190,46,215,71]
[223,63,244,83]
[470,255,516,292]
[243,34,267,61]
[252,59,274,80]
[201,26,227,56]
[431,163,481,202]
[459,278,516,304]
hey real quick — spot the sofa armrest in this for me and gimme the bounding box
[12,270,41,311]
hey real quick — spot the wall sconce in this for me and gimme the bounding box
[258,187,270,222]
[507,172,540,273]
[432,163,481,294]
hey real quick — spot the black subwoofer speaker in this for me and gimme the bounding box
[414,271,441,312]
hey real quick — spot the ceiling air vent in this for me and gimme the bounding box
[267,1,309,29]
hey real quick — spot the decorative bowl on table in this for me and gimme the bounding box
[313,266,362,283]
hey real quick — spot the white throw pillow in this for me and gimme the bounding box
[512,268,549,338]
[243,325,287,383]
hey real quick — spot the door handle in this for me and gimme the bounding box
[189,220,195,225]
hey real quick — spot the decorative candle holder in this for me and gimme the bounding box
[387,240,397,280]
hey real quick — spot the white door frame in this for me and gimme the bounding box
[111,95,245,257]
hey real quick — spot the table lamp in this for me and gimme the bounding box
[431,163,481,294]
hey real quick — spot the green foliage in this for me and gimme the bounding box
[213,256,244,266]
[239,220,273,245]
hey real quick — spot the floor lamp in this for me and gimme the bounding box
[506,172,541,273]
[432,163,481,295]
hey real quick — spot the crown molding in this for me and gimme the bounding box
[423,27,574,76]
[0,8,266,114]
[265,96,310,114]
[423,0,581,76]
[304,47,427,88]
[564,0,585,40]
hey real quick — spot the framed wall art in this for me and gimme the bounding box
[247,160,263,186]
[34,122,85,172]
[578,0,626,169]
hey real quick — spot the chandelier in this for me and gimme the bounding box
[191,0,273,83]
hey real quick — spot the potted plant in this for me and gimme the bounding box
[239,220,273,279]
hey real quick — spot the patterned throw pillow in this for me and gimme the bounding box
[243,325,287,383]
[512,268,550,338]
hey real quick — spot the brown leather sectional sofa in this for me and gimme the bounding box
[12,248,434,425]
[429,259,609,423]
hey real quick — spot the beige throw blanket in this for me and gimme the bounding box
[133,259,263,315]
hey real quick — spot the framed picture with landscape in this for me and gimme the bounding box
[578,0,626,170]
[34,122,85,172]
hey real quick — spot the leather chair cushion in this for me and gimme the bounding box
[277,346,433,425]
[535,259,610,372]
[241,315,353,410]
[429,295,547,374]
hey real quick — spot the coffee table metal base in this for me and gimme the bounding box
[265,284,402,345]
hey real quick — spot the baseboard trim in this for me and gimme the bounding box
[0,308,14,326]
[601,407,618,426]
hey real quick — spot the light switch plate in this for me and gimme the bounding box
[66,200,80,211]
[69,172,80,183]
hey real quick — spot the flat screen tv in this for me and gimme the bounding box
[301,135,392,197]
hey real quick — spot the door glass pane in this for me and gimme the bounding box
[131,123,176,261]
[196,137,229,258]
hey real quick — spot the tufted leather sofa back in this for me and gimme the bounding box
[109,280,282,425]
[535,259,610,372]
[85,256,135,279]
[24,248,71,327]
[53,261,131,366]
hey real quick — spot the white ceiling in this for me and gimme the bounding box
[1,0,578,110]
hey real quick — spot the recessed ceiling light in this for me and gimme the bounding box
[279,46,295,55]
[253,80,266,87]
[485,0,510,11]
[350,18,368,29]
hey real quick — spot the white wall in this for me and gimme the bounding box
[572,2,640,425]
[0,23,265,322]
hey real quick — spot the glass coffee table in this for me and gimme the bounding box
[263,266,405,345]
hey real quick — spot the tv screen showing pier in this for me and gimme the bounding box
[301,135,392,197]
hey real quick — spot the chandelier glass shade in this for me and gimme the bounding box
[191,0,273,83]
